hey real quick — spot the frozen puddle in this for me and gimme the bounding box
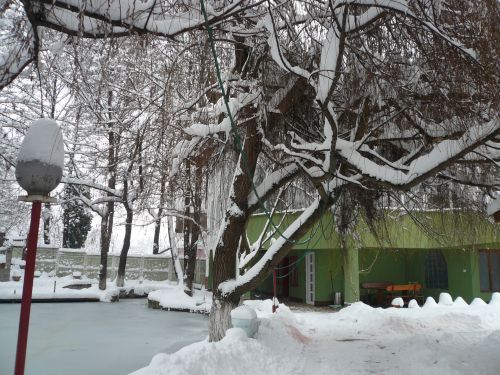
[0,299,208,374]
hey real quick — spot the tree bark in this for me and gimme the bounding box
[185,162,203,295]
[43,203,50,245]
[208,121,261,341]
[152,218,161,255]
[183,160,193,294]
[152,176,166,255]
[167,200,184,286]
[99,213,111,290]
[208,297,239,341]
[116,207,133,287]
[99,90,116,290]
[62,207,69,248]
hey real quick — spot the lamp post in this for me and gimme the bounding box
[14,119,64,375]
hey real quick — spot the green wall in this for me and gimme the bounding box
[248,210,498,251]
[244,210,499,304]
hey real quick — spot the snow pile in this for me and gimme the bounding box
[438,292,454,305]
[148,286,212,313]
[0,272,115,301]
[424,295,438,307]
[131,301,305,375]
[391,297,404,307]
[231,305,257,320]
[231,305,259,338]
[408,299,420,308]
[0,270,175,302]
[486,197,500,216]
[134,294,500,375]
[490,293,500,305]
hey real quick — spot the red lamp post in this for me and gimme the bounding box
[14,119,64,375]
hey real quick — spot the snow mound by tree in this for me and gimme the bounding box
[130,303,305,375]
[133,294,500,375]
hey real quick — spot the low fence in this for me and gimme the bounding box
[9,246,206,284]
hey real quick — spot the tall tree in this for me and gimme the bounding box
[1,0,498,343]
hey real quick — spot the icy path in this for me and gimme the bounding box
[0,299,207,375]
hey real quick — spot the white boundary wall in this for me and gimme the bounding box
[9,246,206,284]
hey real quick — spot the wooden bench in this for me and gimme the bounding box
[360,282,393,306]
[385,283,423,306]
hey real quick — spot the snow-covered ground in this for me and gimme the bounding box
[3,269,499,375]
[133,294,500,375]
[0,272,180,301]
[148,287,212,313]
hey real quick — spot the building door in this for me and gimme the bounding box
[305,252,315,305]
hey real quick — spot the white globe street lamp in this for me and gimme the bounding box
[14,119,64,375]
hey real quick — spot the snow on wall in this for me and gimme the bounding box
[7,246,206,283]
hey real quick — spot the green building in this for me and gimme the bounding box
[243,210,499,306]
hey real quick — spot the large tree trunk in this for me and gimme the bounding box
[208,121,261,341]
[207,39,318,341]
[116,207,133,287]
[153,154,167,255]
[185,162,203,296]
[208,296,239,340]
[62,206,69,248]
[167,200,184,287]
[152,217,162,255]
[99,93,116,290]
[99,212,112,290]
[42,203,51,245]
[183,160,193,294]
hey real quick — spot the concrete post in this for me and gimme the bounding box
[343,246,360,304]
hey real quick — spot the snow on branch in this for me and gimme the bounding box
[239,187,288,270]
[336,118,499,188]
[0,38,35,91]
[170,137,204,177]
[183,91,261,138]
[247,164,299,209]
[263,14,310,79]
[316,27,341,103]
[219,197,323,296]
[331,0,478,61]
[63,177,122,197]
[342,7,385,32]
[30,0,247,38]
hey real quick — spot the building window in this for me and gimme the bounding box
[479,250,500,292]
[425,250,448,289]
[289,256,299,287]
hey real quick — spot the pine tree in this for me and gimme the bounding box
[62,184,92,249]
